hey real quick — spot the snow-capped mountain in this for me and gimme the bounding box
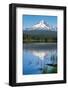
[25,20,57,31]
[31,20,51,30]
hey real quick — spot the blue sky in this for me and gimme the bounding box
[23,15,57,30]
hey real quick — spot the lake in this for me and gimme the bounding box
[23,43,57,75]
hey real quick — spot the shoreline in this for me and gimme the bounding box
[23,43,57,50]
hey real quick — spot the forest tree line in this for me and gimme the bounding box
[23,34,57,43]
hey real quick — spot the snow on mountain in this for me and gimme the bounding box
[31,20,51,30]
[26,20,57,31]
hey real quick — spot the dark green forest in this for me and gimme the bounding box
[23,34,57,43]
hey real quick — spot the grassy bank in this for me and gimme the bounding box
[42,65,57,74]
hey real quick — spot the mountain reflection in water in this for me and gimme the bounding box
[23,43,57,75]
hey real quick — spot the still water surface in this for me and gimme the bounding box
[23,43,57,75]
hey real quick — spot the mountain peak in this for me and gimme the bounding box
[39,20,45,24]
[31,20,50,30]
[26,20,57,31]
